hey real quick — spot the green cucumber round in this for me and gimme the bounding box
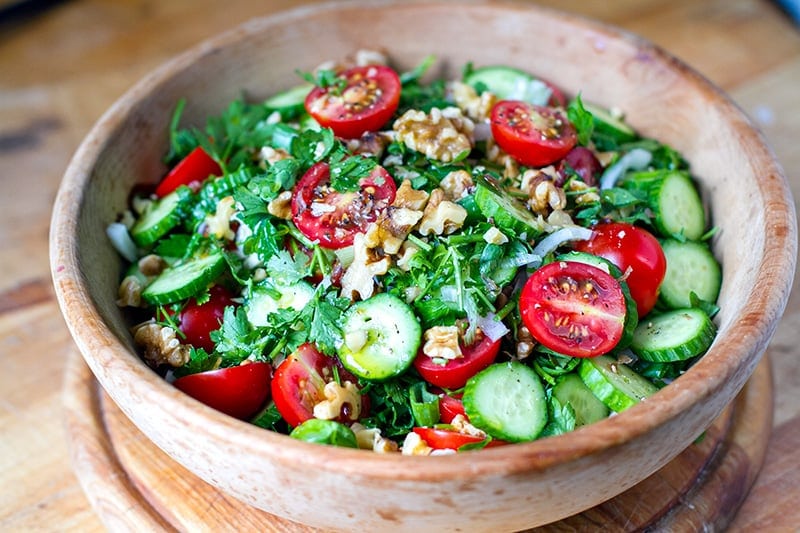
[141,252,226,305]
[245,281,315,327]
[659,239,722,309]
[578,355,658,412]
[336,293,421,381]
[464,65,552,105]
[474,174,544,238]
[130,191,182,247]
[552,373,610,427]
[582,102,637,144]
[631,308,716,363]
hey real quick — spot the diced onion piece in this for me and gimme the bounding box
[531,226,595,259]
[472,122,492,141]
[599,148,652,190]
[106,223,139,262]
[477,313,510,342]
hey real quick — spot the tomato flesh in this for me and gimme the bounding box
[173,362,271,420]
[573,222,667,317]
[291,161,396,249]
[412,427,488,450]
[271,343,362,428]
[437,392,466,424]
[413,334,501,389]
[305,65,401,139]
[155,146,221,197]
[178,285,235,353]
[490,100,577,168]
[519,261,627,357]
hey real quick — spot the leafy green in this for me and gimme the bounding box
[567,94,594,146]
[538,396,576,437]
[297,68,347,95]
[171,347,217,378]
[265,249,309,286]
[328,150,377,192]
[409,382,440,427]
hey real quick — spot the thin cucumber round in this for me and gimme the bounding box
[659,238,722,309]
[464,65,551,105]
[141,252,226,305]
[622,170,705,240]
[631,308,717,363]
[130,191,182,247]
[264,83,313,119]
[463,362,547,442]
[582,102,636,143]
[552,373,609,426]
[578,355,658,412]
[474,174,545,238]
[245,281,315,327]
[336,293,421,381]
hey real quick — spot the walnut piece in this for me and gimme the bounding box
[351,423,399,453]
[450,414,487,439]
[483,226,509,245]
[364,207,424,255]
[312,381,362,421]
[449,81,496,122]
[422,325,462,360]
[116,276,143,307]
[439,169,474,201]
[345,131,390,158]
[205,195,237,240]
[567,179,601,206]
[137,254,167,277]
[521,169,567,216]
[259,146,292,166]
[418,188,468,236]
[132,321,191,368]
[340,233,391,300]
[401,431,433,456]
[485,138,520,179]
[393,107,474,163]
[267,190,293,220]
[392,179,430,211]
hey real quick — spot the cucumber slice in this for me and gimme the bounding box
[141,252,226,305]
[463,361,547,442]
[464,65,552,106]
[659,238,722,309]
[474,174,545,238]
[582,102,637,144]
[244,281,315,327]
[337,293,421,381]
[578,355,658,412]
[264,83,313,119]
[130,191,182,247]
[631,308,717,363]
[552,373,610,426]
[622,170,706,240]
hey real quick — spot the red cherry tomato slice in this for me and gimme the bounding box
[173,362,271,420]
[178,285,235,353]
[559,146,602,186]
[412,427,504,450]
[305,65,401,139]
[519,261,627,357]
[155,146,222,197]
[271,343,362,428]
[543,80,567,107]
[437,392,466,424]
[573,222,667,317]
[413,334,501,390]
[291,161,396,249]
[490,100,577,167]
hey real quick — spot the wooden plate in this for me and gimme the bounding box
[63,349,773,531]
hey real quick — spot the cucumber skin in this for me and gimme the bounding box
[473,175,545,238]
[552,373,609,426]
[659,239,722,309]
[131,191,183,247]
[631,308,717,363]
[463,362,547,442]
[578,356,658,412]
[141,253,226,305]
[621,170,705,240]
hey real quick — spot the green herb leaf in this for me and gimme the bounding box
[408,382,440,426]
[567,94,594,146]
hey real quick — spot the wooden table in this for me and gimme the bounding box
[2,0,799,530]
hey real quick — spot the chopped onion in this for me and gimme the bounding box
[472,121,492,142]
[106,223,139,263]
[531,226,594,259]
[599,148,652,190]
[499,253,542,270]
[439,285,459,303]
[477,312,510,342]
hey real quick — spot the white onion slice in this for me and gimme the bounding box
[531,226,594,259]
[599,148,652,190]
[106,223,139,262]
[477,312,510,342]
[473,121,492,141]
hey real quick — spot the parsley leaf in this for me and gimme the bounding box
[266,249,309,286]
[567,94,594,146]
[328,150,377,192]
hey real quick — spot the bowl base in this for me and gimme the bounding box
[63,349,772,532]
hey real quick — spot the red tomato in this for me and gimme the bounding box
[178,285,235,353]
[173,362,271,420]
[291,161,396,249]
[413,334,501,390]
[437,392,466,424]
[305,65,401,139]
[559,146,602,186]
[543,80,567,107]
[271,343,362,428]
[573,222,667,316]
[519,261,627,357]
[155,146,222,197]
[490,100,577,167]
[412,427,503,450]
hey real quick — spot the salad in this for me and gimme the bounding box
[109,50,722,454]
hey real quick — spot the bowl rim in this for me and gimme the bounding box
[50,0,796,481]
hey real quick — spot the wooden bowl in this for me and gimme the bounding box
[50,1,796,530]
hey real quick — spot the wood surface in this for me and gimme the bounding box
[2,0,800,531]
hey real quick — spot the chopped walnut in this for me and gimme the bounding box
[521,170,567,216]
[483,226,509,245]
[137,254,167,277]
[567,179,600,206]
[351,423,399,453]
[345,131,390,158]
[393,107,474,163]
[116,276,143,307]
[392,179,429,211]
[364,207,424,255]
[439,169,474,201]
[132,321,191,368]
[340,233,391,300]
[418,188,467,236]
[313,381,362,421]
[401,431,433,456]
[422,325,462,360]
[396,242,420,272]
[450,414,487,439]
[259,146,292,166]
[205,195,237,240]
[449,81,497,122]
[516,325,534,359]
[355,49,388,66]
[485,138,519,179]
[267,190,293,220]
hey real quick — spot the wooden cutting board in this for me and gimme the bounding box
[63,349,774,532]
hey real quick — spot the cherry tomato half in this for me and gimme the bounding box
[573,222,667,317]
[519,261,628,357]
[559,146,602,186]
[412,427,504,450]
[305,65,402,139]
[437,392,466,424]
[173,362,271,420]
[271,343,363,428]
[291,161,396,249]
[178,285,235,353]
[490,100,577,168]
[413,334,501,390]
[155,146,222,197]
